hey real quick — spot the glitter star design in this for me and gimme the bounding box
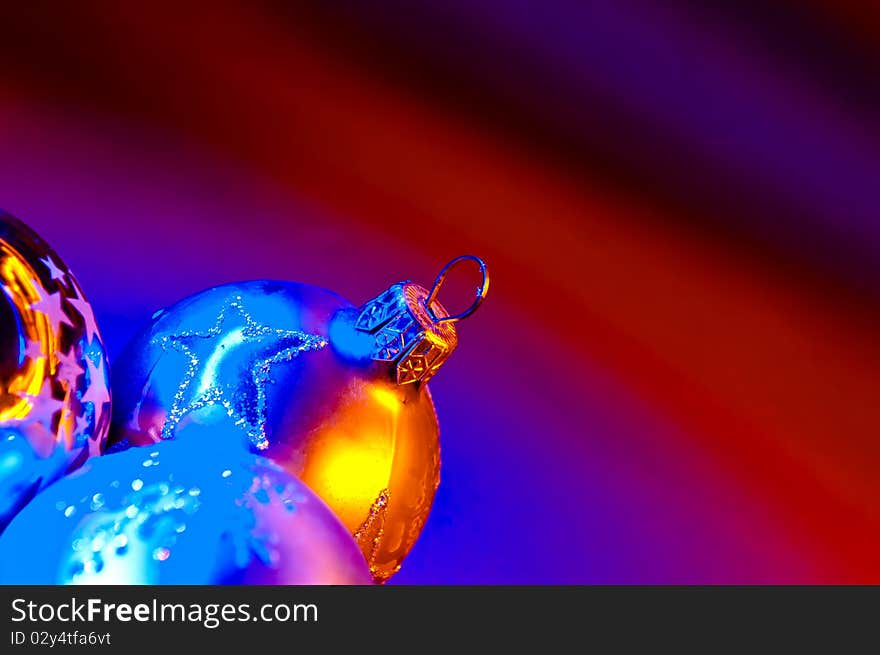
[30,283,75,333]
[41,255,67,283]
[55,345,85,389]
[153,295,327,450]
[354,488,391,571]
[68,280,101,345]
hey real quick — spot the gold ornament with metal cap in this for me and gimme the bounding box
[109,255,489,581]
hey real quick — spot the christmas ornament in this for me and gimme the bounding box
[0,418,372,584]
[109,255,489,581]
[0,211,111,528]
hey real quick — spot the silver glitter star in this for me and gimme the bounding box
[153,295,327,450]
[82,357,107,405]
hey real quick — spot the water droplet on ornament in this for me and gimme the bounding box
[142,459,153,467]
[175,523,186,534]
[252,540,272,565]
[113,534,128,555]
[188,487,200,496]
[55,500,67,511]
[221,469,232,478]
[125,505,138,519]
[83,555,103,574]
[90,493,105,510]
[110,480,120,488]
[131,479,143,491]
[153,547,170,562]
[64,505,76,518]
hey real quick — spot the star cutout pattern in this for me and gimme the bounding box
[30,284,75,333]
[153,295,327,450]
[23,339,46,363]
[2,218,112,490]
[55,345,85,389]
[81,352,110,448]
[40,255,67,283]
[69,280,102,346]
[80,353,108,407]
[17,378,65,434]
[74,413,90,436]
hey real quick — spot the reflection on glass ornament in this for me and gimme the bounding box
[0,418,372,584]
[0,211,111,529]
[110,256,489,581]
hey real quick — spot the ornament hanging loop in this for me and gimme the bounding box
[425,255,490,324]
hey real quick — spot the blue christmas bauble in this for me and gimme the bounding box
[0,419,372,584]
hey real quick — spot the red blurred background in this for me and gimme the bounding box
[1,1,880,582]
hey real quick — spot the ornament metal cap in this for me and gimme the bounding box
[355,255,489,385]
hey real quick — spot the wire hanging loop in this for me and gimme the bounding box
[425,255,490,324]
